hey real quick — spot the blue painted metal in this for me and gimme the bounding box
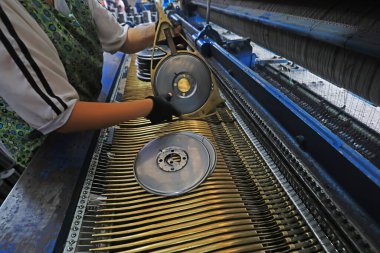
[189,0,380,59]
[99,52,126,102]
[179,13,253,66]
[194,24,222,45]
[215,60,380,249]
[213,40,380,186]
[0,132,97,253]
[223,38,253,67]
[186,12,204,24]
[176,14,380,239]
[0,52,125,253]
[206,39,380,247]
[175,12,380,187]
[194,36,212,56]
[209,38,380,221]
[163,0,169,8]
[171,13,257,68]
[166,15,380,244]
[135,0,156,12]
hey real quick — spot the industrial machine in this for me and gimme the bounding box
[1,0,379,252]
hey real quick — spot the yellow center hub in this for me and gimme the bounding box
[177,78,191,93]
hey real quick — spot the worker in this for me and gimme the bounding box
[0,0,180,167]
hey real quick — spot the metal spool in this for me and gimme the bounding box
[128,6,137,15]
[153,52,212,114]
[126,15,134,24]
[134,132,216,196]
[136,47,167,59]
[134,14,142,25]
[136,46,169,82]
[151,12,158,23]
[142,10,152,23]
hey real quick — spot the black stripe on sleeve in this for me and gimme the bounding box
[0,28,62,115]
[0,5,68,111]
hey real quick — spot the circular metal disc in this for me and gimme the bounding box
[136,45,169,59]
[137,72,151,78]
[136,58,161,65]
[178,132,216,178]
[137,55,165,61]
[134,132,215,196]
[153,53,212,114]
[137,68,151,75]
[137,73,151,82]
[136,61,159,70]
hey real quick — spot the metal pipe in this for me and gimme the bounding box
[169,13,199,35]
[205,0,211,24]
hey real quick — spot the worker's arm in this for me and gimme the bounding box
[57,99,153,133]
[119,23,156,54]
[1,0,179,137]
[119,23,181,54]
[57,94,180,133]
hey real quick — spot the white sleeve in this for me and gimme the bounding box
[0,0,79,135]
[87,0,129,53]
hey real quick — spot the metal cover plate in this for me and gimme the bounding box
[153,53,212,114]
[134,132,216,196]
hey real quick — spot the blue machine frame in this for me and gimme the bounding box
[1,5,379,250]
[171,12,380,247]
[187,0,380,59]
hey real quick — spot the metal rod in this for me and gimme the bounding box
[206,0,211,24]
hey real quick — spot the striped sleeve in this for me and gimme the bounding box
[0,0,79,134]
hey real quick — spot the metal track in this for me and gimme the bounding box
[256,65,380,168]
[221,95,335,252]
[207,57,375,252]
[87,118,323,252]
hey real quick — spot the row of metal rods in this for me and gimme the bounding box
[79,109,323,252]
[74,55,323,252]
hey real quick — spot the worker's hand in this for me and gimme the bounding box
[146,93,181,124]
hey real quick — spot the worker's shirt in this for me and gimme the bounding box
[0,0,129,166]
